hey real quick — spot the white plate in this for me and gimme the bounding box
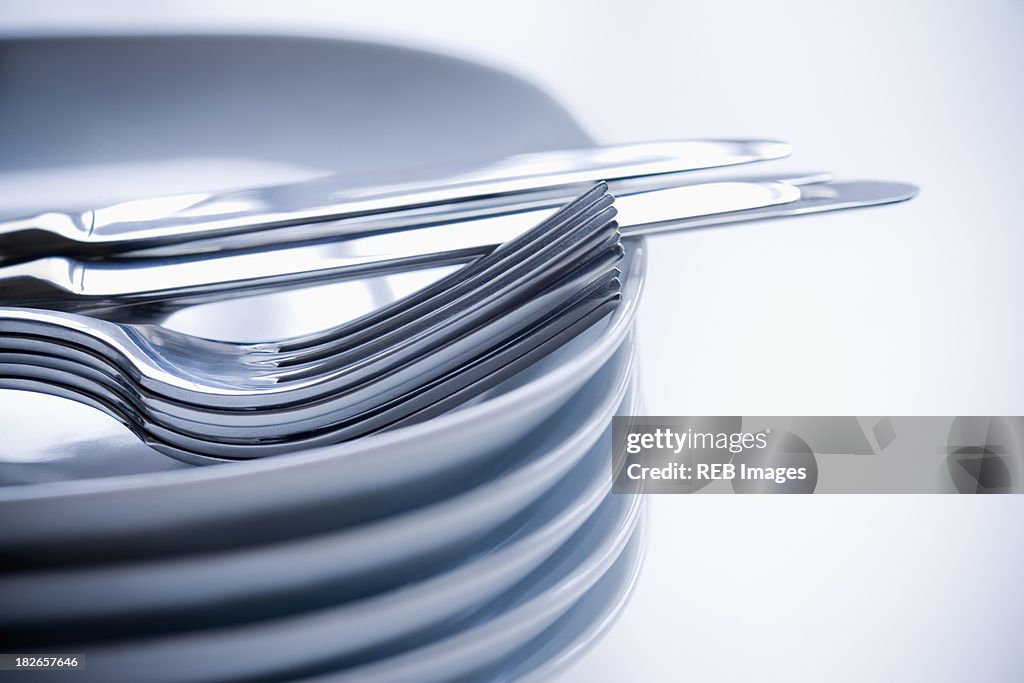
[0,34,648,682]
[0,243,644,565]
[0,344,634,636]
[0,254,642,565]
[9,383,639,683]
[37,479,643,683]
[290,494,644,683]
[486,510,647,683]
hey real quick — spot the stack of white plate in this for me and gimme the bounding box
[0,246,647,683]
[0,34,648,681]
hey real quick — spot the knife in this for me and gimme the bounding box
[0,139,791,263]
[0,177,917,316]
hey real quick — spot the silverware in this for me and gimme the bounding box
[0,176,918,461]
[0,177,801,315]
[636,179,919,235]
[0,139,790,262]
[0,185,625,462]
[0,171,919,462]
[0,176,916,317]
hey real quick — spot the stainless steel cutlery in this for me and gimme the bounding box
[0,185,625,461]
[0,139,790,262]
[0,176,916,317]
[0,138,918,461]
[0,176,796,315]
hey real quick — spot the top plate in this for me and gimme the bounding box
[0,34,646,557]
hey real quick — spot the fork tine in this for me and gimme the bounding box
[272,182,613,356]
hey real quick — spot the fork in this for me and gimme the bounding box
[0,185,626,462]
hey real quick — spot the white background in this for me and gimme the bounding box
[2,2,1023,681]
